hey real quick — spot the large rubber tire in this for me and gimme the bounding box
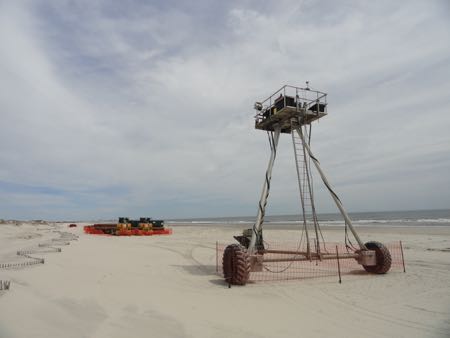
[363,241,392,274]
[222,244,251,285]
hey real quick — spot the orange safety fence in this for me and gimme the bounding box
[84,226,106,235]
[84,226,172,236]
[216,240,405,283]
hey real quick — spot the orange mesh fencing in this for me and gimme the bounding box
[84,226,172,236]
[216,240,405,283]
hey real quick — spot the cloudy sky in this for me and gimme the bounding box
[1,0,449,220]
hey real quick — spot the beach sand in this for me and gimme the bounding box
[0,222,449,338]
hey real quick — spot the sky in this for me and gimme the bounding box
[0,0,449,220]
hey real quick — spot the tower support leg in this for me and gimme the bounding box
[248,126,281,254]
[296,128,367,250]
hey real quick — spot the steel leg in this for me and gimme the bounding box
[248,126,281,254]
[296,128,367,250]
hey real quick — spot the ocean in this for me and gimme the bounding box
[168,209,450,227]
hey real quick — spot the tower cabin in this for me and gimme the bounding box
[254,84,328,133]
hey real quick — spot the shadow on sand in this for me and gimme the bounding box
[172,264,228,286]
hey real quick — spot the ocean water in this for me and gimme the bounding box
[168,209,450,227]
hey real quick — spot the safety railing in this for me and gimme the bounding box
[254,84,327,125]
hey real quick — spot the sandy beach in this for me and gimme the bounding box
[0,222,449,337]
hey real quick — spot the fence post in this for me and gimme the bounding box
[216,241,219,273]
[336,245,342,284]
[399,240,406,273]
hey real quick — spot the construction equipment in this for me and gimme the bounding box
[223,84,392,285]
[84,217,172,236]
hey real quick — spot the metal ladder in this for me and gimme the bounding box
[291,123,321,258]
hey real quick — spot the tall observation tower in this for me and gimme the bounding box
[222,84,392,286]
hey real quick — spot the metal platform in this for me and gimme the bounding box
[255,106,327,133]
[254,85,327,133]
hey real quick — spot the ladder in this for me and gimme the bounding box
[291,123,322,258]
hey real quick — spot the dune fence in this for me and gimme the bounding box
[0,230,78,270]
[216,240,405,284]
[0,280,11,290]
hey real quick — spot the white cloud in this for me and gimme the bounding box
[0,0,449,219]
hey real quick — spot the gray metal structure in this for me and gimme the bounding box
[222,84,392,285]
[249,84,366,257]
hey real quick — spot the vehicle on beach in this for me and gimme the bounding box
[84,217,171,236]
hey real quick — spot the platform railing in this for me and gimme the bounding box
[255,85,327,123]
